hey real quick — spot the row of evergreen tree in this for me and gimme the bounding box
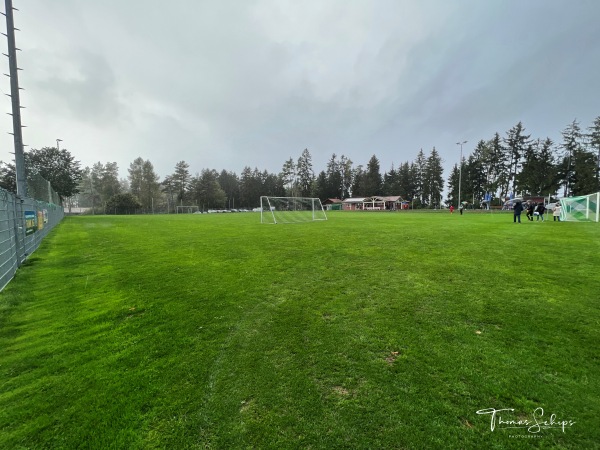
[1,117,599,213]
[73,148,445,213]
[447,118,600,206]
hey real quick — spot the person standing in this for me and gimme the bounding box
[459,204,464,215]
[536,202,546,221]
[526,202,535,221]
[513,201,523,223]
[553,202,562,221]
[450,205,454,214]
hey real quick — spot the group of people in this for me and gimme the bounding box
[449,204,464,215]
[513,201,562,223]
[526,202,545,221]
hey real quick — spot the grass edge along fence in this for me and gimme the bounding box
[0,186,64,291]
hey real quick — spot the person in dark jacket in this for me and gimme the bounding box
[526,202,535,221]
[536,202,546,221]
[513,201,523,223]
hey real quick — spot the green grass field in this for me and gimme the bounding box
[1,211,598,449]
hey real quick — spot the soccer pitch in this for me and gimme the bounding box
[1,212,598,449]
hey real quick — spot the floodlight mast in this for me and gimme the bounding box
[3,0,27,197]
[456,141,467,208]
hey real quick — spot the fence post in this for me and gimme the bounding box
[12,195,24,267]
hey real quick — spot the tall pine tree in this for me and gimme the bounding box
[296,149,314,197]
[362,155,383,196]
[424,148,444,208]
[586,116,600,191]
[503,121,531,197]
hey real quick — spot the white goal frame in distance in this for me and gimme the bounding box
[260,196,328,224]
[176,205,199,214]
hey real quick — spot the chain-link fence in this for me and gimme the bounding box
[26,172,62,205]
[0,175,64,291]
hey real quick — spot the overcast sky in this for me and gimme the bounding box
[1,0,599,181]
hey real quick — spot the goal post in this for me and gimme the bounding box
[176,205,199,214]
[260,196,327,224]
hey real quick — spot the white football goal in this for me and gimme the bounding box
[260,196,327,224]
[560,192,600,222]
[176,205,199,214]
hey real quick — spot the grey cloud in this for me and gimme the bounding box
[25,48,124,125]
[2,0,599,179]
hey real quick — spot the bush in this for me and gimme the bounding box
[105,193,142,214]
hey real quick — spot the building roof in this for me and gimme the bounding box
[343,196,404,203]
[323,198,343,204]
[357,195,404,202]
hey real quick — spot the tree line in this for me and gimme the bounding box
[447,118,600,206]
[0,117,599,213]
[70,148,445,213]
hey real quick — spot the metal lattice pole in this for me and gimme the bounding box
[456,141,467,208]
[3,0,26,197]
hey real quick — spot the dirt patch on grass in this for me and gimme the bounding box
[385,350,401,365]
[332,386,350,397]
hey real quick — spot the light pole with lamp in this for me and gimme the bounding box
[55,139,64,206]
[456,141,467,209]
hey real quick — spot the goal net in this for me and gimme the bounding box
[260,196,327,224]
[560,192,600,222]
[176,205,199,214]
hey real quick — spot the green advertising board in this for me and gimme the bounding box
[25,211,37,235]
